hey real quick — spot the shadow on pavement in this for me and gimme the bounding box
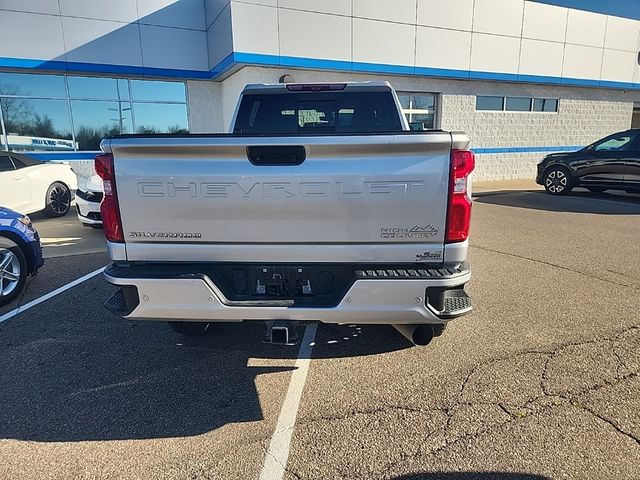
[0,290,413,442]
[393,473,550,480]
[474,189,640,215]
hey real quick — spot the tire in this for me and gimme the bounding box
[587,187,607,193]
[542,166,573,195]
[43,182,71,217]
[168,321,211,335]
[0,245,28,307]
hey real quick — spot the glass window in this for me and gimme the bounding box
[411,113,435,129]
[118,79,130,101]
[397,92,438,129]
[234,92,402,134]
[133,103,188,133]
[10,157,26,169]
[130,80,186,102]
[397,94,411,109]
[1,98,73,151]
[71,100,133,150]
[412,95,435,110]
[67,76,119,100]
[533,98,558,112]
[505,97,532,111]
[0,73,66,98]
[0,155,14,172]
[594,134,636,152]
[0,73,189,152]
[476,96,504,111]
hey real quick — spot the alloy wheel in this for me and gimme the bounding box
[545,169,568,194]
[49,185,71,215]
[0,249,21,298]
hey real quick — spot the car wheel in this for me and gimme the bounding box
[543,166,573,195]
[168,321,211,335]
[0,246,28,307]
[44,182,71,217]
[587,187,607,193]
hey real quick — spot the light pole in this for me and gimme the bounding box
[107,104,132,133]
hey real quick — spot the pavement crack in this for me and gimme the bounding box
[470,244,634,289]
[575,403,640,447]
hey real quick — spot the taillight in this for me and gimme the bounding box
[446,149,475,243]
[95,153,124,242]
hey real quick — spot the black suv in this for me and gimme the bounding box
[536,129,640,195]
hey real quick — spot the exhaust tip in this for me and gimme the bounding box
[393,324,435,346]
[411,325,434,346]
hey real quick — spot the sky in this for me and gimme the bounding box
[532,0,640,21]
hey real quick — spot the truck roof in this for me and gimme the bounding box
[241,81,393,94]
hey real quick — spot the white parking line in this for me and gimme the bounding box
[0,266,105,324]
[259,323,318,480]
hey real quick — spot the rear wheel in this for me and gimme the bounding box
[587,187,607,193]
[0,246,28,307]
[168,321,211,335]
[43,182,71,217]
[543,166,573,195]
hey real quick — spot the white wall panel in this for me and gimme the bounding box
[566,9,606,48]
[141,25,208,70]
[0,10,65,60]
[279,9,351,61]
[231,0,276,6]
[416,27,471,71]
[519,38,563,77]
[63,17,143,66]
[138,0,206,30]
[562,44,602,80]
[278,0,350,16]
[207,3,233,67]
[232,2,278,55]
[473,0,524,37]
[470,33,520,74]
[604,16,640,52]
[353,18,415,66]
[60,0,138,23]
[417,0,474,31]
[354,0,416,25]
[600,49,636,83]
[522,1,567,43]
[0,0,59,15]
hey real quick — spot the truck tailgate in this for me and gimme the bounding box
[107,133,457,263]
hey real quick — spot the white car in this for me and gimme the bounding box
[0,152,77,217]
[75,169,103,227]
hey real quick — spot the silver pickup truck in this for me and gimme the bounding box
[98,81,475,346]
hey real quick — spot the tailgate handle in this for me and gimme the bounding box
[246,145,306,166]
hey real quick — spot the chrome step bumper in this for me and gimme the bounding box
[103,264,471,325]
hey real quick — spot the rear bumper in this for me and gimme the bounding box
[103,263,472,325]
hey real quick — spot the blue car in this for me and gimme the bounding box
[0,207,44,307]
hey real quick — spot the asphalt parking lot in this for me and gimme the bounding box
[0,185,638,480]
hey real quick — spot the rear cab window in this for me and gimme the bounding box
[233,90,403,134]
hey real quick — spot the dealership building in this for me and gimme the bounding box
[1,0,639,180]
